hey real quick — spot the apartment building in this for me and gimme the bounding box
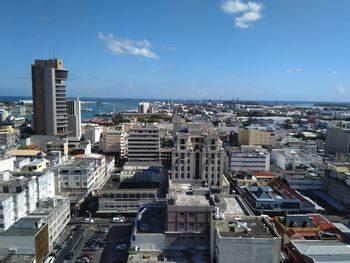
[171,129,225,189]
[238,126,277,147]
[0,170,55,232]
[83,124,103,144]
[46,139,69,155]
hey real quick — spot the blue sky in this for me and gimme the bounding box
[1,0,350,101]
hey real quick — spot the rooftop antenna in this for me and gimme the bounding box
[52,35,56,59]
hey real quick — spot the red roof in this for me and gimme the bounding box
[252,171,277,178]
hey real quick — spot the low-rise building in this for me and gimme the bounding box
[165,181,213,250]
[213,216,281,263]
[0,217,49,263]
[0,126,20,146]
[46,139,68,155]
[28,196,70,251]
[271,148,323,170]
[227,145,270,171]
[238,126,277,147]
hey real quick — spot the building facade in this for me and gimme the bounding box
[127,124,160,163]
[171,130,225,189]
[227,145,270,171]
[66,99,81,139]
[31,59,69,136]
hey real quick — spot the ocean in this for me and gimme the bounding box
[1,95,347,121]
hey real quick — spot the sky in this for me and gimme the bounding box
[1,0,350,101]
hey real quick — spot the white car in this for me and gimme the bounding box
[84,218,94,224]
[115,243,128,250]
[112,216,126,223]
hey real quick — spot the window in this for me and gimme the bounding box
[189,212,195,218]
[179,212,185,218]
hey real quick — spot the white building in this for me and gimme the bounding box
[227,146,270,171]
[67,99,82,140]
[138,102,150,113]
[0,156,15,172]
[29,196,70,250]
[212,216,281,263]
[84,124,103,144]
[58,154,114,194]
[0,171,55,232]
[271,148,323,170]
[127,124,160,163]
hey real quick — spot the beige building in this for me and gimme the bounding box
[0,126,20,146]
[100,128,127,156]
[238,126,277,147]
[46,139,68,155]
[171,129,225,189]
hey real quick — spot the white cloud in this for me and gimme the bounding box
[221,0,263,29]
[331,70,337,75]
[336,84,345,94]
[98,32,159,59]
[225,74,234,79]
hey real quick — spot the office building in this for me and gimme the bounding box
[100,128,127,156]
[66,99,81,139]
[127,124,160,163]
[31,59,69,135]
[227,145,270,171]
[326,127,350,154]
[238,126,277,147]
[171,129,226,189]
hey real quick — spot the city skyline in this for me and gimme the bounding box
[2,0,350,101]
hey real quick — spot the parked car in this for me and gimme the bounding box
[112,216,126,223]
[115,243,128,250]
[83,246,97,252]
[84,217,94,224]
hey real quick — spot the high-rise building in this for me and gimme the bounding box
[171,129,226,188]
[66,99,81,139]
[31,59,69,135]
[127,124,160,163]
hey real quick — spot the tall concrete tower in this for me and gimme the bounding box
[31,59,68,135]
[66,99,81,139]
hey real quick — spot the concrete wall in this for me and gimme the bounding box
[215,236,281,263]
[132,232,165,251]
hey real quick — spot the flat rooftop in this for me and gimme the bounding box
[222,197,245,216]
[101,175,159,191]
[5,254,35,263]
[217,217,276,238]
[291,240,350,262]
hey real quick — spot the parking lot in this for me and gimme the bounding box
[53,218,133,263]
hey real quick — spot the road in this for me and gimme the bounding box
[100,225,133,263]
[55,228,86,263]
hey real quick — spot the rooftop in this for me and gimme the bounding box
[217,217,276,238]
[291,240,350,262]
